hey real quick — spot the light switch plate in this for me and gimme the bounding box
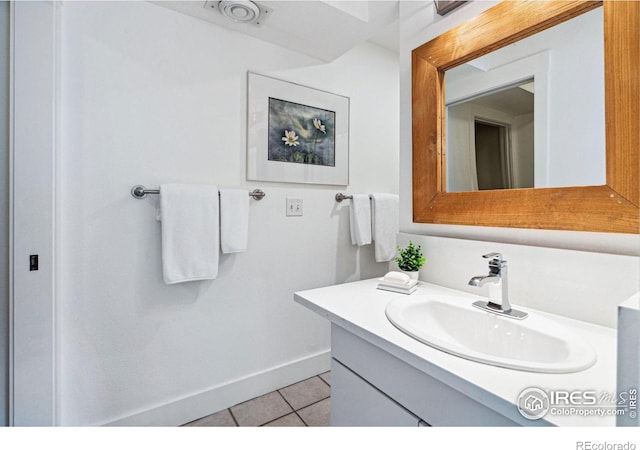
[286,198,303,216]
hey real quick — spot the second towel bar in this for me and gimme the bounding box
[335,193,373,203]
[131,185,266,200]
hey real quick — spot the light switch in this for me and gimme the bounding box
[286,198,303,216]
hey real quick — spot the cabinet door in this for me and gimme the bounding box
[330,358,422,426]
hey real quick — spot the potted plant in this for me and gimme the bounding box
[395,241,426,280]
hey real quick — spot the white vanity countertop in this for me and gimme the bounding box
[294,278,618,427]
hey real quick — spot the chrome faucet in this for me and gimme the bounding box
[468,253,527,319]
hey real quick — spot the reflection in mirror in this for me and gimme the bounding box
[447,81,534,191]
[445,6,604,192]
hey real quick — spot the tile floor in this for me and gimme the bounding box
[183,372,331,427]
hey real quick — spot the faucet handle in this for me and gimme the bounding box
[482,252,506,268]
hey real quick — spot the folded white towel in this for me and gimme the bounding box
[370,193,399,262]
[377,284,417,295]
[157,184,219,284]
[220,188,249,254]
[349,194,372,246]
[378,279,418,290]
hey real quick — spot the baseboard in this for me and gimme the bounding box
[102,350,331,426]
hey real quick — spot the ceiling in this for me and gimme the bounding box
[467,84,534,117]
[151,1,400,61]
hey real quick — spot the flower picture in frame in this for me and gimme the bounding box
[268,98,336,167]
[247,72,349,185]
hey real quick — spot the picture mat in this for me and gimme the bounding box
[247,72,349,185]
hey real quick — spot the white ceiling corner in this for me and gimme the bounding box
[150,1,399,61]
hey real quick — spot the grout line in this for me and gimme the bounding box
[275,389,307,427]
[191,373,333,427]
[275,389,297,414]
[279,375,330,411]
[260,411,306,427]
[278,377,331,427]
[227,408,239,427]
[295,396,331,427]
[295,411,308,427]
[241,390,300,427]
[296,395,330,413]
[318,373,331,388]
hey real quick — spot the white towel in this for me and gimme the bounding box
[349,194,372,246]
[220,188,249,254]
[157,184,219,284]
[370,193,399,262]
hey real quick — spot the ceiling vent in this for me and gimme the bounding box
[205,1,272,26]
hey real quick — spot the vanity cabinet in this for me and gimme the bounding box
[331,324,520,426]
[295,278,615,427]
[331,358,424,426]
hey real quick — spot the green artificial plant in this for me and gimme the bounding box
[395,241,426,272]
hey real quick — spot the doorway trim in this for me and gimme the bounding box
[9,1,59,426]
[473,118,514,190]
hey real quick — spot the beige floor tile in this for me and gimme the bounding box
[279,376,330,410]
[183,409,236,427]
[319,371,331,386]
[297,398,330,427]
[262,413,306,427]
[230,391,293,426]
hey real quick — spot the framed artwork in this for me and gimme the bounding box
[247,72,349,185]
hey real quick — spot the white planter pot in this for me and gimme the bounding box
[402,270,419,280]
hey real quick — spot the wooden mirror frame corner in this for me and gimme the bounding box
[412,0,639,233]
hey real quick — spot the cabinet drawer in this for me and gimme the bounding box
[331,324,520,426]
[331,358,422,426]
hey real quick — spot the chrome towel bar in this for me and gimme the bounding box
[335,193,373,202]
[335,193,352,202]
[131,185,266,200]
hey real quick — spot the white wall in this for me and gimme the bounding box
[546,7,604,188]
[396,233,639,329]
[512,112,534,188]
[58,1,398,426]
[446,103,477,192]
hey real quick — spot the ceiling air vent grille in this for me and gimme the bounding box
[204,1,272,26]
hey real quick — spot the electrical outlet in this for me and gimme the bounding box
[286,198,303,216]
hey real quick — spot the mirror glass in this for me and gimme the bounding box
[445,7,604,192]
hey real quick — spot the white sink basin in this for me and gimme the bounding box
[385,295,597,373]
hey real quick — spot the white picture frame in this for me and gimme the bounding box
[247,72,349,185]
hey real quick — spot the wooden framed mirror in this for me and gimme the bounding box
[412,0,638,233]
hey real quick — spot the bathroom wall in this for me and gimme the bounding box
[395,233,638,329]
[0,0,9,427]
[57,2,398,425]
[398,2,639,325]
